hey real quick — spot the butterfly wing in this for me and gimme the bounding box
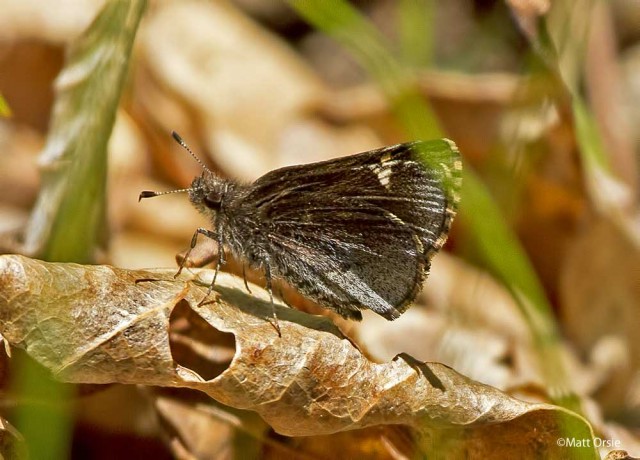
[263,205,425,320]
[244,140,461,320]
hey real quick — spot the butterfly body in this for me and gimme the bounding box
[182,140,462,321]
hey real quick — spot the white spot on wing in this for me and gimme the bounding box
[377,167,392,188]
[369,158,400,190]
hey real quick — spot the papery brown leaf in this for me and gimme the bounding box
[0,255,596,458]
[138,1,328,180]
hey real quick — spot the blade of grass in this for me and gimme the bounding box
[528,2,635,213]
[460,169,580,413]
[23,0,147,263]
[538,3,611,174]
[290,0,441,140]
[288,0,580,413]
[13,1,147,459]
[398,0,435,67]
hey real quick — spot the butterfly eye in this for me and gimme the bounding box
[204,192,222,210]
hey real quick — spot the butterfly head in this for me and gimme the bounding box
[188,172,227,216]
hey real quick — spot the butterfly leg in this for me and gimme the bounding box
[242,264,252,294]
[176,227,218,278]
[263,262,281,337]
[196,245,226,306]
[176,227,225,306]
[199,229,226,306]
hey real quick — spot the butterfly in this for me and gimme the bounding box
[140,133,461,329]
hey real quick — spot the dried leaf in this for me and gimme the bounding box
[604,450,640,460]
[561,217,640,414]
[154,393,267,460]
[139,1,327,180]
[0,0,104,43]
[0,255,596,457]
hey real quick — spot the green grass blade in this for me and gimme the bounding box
[289,0,441,140]
[398,0,435,67]
[460,169,581,411]
[23,0,147,263]
[532,4,621,202]
[288,0,580,414]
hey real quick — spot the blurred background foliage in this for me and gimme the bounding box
[0,0,639,458]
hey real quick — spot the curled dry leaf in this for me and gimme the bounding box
[0,255,595,457]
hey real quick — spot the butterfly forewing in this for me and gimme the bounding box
[242,140,461,319]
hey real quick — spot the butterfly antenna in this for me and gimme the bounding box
[138,188,193,202]
[172,131,212,173]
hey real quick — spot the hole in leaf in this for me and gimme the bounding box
[169,300,236,381]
